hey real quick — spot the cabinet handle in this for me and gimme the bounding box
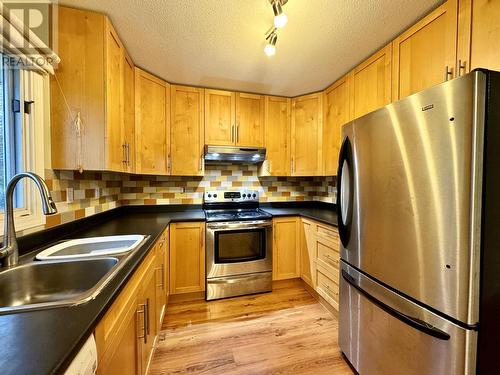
[444,66,453,81]
[167,154,171,172]
[122,144,127,164]
[137,304,147,343]
[199,155,203,171]
[145,298,150,336]
[290,157,294,174]
[325,254,339,267]
[231,124,235,143]
[236,123,239,143]
[126,143,131,166]
[457,60,467,77]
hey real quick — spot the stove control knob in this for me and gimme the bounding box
[214,193,218,198]
[208,194,212,198]
[253,193,257,198]
[242,194,246,198]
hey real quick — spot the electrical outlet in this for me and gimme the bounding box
[66,188,74,203]
[95,188,100,199]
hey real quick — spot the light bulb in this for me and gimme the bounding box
[274,13,288,28]
[264,43,276,56]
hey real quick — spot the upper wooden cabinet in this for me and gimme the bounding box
[205,90,264,147]
[135,68,170,175]
[51,6,132,172]
[392,0,458,100]
[459,0,500,73]
[123,53,136,173]
[349,44,392,120]
[260,96,291,176]
[170,85,205,176]
[323,76,350,176]
[235,93,265,147]
[291,92,323,176]
[204,89,235,146]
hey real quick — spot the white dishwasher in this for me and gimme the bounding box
[64,335,98,375]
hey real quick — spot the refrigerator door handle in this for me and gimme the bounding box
[337,137,354,247]
[341,270,451,341]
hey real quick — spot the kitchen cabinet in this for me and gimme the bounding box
[459,0,500,73]
[272,217,300,280]
[205,90,264,147]
[235,93,265,147]
[392,0,458,100]
[135,68,170,175]
[348,44,392,120]
[155,228,169,334]
[323,76,350,176]
[300,218,315,288]
[95,238,162,375]
[260,96,291,176]
[291,93,323,176]
[51,6,132,172]
[169,222,206,295]
[204,89,236,146]
[170,85,205,176]
[122,53,136,173]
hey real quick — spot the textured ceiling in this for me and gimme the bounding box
[59,0,442,96]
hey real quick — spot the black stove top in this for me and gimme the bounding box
[204,208,272,222]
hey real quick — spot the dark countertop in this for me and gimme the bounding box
[261,201,338,227]
[0,205,205,375]
[0,202,335,375]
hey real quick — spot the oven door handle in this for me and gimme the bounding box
[207,221,272,230]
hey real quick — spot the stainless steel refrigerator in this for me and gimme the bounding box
[337,70,500,375]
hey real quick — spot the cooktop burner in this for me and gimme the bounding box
[203,190,271,222]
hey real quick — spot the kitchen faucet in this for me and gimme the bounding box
[0,173,58,268]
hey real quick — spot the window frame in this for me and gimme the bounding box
[0,68,47,234]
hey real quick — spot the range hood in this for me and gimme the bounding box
[204,145,266,164]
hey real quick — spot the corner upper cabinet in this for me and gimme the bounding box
[51,6,133,172]
[323,76,350,176]
[260,96,291,176]
[135,68,170,175]
[348,44,392,120]
[392,0,458,100]
[291,92,323,176]
[204,89,236,146]
[170,85,205,176]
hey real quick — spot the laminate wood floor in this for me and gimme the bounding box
[150,280,354,375]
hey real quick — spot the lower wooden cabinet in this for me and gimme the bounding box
[95,228,169,375]
[300,218,315,287]
[272,217,300,280]
[169,222,206,295]
[155,228,169,334]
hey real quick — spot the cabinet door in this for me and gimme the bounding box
[105,21,124,172]
[135,68,170,175]
[291,93,322,176]
[171,85,205,176]
[163,228,170,306]
[155,241,166,335]
[236,93,265,147]
[139,270,157,375]
[204,89,235,146]
[262,96,290,176]
[273,217,300,280]
[392,0,458,100]
[169,222,206,294]
[123,53,135,173]
[467,0,500,72]
[323,76,349,176]
[349,44,392,120]
[300,219,316,288]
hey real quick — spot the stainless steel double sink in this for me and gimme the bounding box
[0,235,147,315]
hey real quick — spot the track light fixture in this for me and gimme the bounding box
[264,0,288,57]
[264,29,278,56]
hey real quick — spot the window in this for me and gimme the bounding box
[0,58,47,233]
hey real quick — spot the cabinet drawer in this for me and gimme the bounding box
[316,238,340,278]
[316,224,339,243]
[316,265,339,309]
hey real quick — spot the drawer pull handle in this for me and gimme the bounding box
[137,304,147,343]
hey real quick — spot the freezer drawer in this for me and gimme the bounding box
[339,261,477,375]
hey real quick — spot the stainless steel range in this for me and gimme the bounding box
[204,190,272,301]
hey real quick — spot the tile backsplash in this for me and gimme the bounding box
[31,165,336,233]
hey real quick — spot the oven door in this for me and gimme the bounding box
[206,220,272,278]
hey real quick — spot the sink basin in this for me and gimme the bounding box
[36,235,146,260]
[0,257,119,314]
